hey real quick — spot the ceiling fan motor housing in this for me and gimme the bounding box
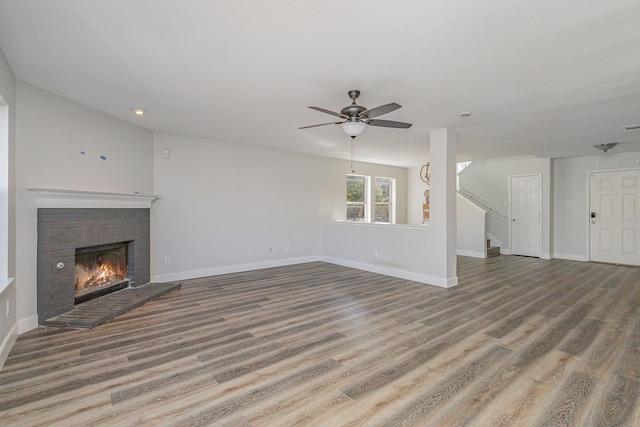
[341,89,367,120]
[341,104,367,120]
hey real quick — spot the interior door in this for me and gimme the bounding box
[510,174,541,257]
[589,170,640,266]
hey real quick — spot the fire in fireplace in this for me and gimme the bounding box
[75,242,129,304]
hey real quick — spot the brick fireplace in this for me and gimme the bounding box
[32,189,156,323]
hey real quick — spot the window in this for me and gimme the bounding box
[374,177,394,223]
[346,174,369,222]
[346,174,395,223]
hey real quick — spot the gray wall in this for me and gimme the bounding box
[151,132,408,282]
[554,151,640,260]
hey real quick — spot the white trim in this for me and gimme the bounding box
[553,253,588,262]
[586,168,640,264]
[152,256,322,283]
[457,249,486,258]
[508,173,543,258]
[321,256,458,288]
[0,322,18,370]
[0,276,13,295]
[29,188,157,209]
[18,315,39,334]
[586,170,591,262]
[152,255,460,289]
[322,220,429,230]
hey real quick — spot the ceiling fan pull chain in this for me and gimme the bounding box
[351,136,355,173]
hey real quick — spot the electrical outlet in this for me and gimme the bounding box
[285,244,290,252]
[165,255,171,263]
[269,247,273,253]
[373,249,378,257]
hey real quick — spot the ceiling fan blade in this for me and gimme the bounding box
[308,106,348,119]
[366,119,413,129]
[360,102,401,119]
[298,121,344,129]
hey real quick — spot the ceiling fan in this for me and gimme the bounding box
[299,90,412,137]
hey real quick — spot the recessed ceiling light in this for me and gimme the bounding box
[459,112,472,118]
[131,108,147,116]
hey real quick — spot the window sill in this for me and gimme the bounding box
[0,277,15,295]
[323,221,430,230]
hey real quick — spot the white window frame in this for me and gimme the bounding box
[374,176,396,224]
[346,174,397,224]
[346,174,370,222]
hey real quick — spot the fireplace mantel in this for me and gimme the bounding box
[29,188,157,209]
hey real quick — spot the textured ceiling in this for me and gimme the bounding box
[1,0,639,166]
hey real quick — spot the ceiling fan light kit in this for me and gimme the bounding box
[300,90,413,173]
[341,121,367,137]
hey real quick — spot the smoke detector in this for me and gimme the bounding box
[594,143,618,153]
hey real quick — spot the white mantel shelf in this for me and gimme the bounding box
[29,188,158,209]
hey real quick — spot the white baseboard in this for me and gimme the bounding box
[151,256,322,283]
[457,249,486,259]
[152,255,459,289]
[541,252,552,260]
[0,322,18,370]
[321,256,458,288]
[552,253,589,262]
[18,315,39,334]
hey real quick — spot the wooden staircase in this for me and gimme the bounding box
[487,239,501,258]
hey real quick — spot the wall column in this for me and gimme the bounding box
[429,128,458,287]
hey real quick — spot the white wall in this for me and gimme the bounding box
[554,151,640,261]
[457,193,487,258]
[321,222,449,285]
[151,132,407,282]
[0,45,17,368]
[459,155,552,257]
[15,82,153,332]
[322,128,458,288]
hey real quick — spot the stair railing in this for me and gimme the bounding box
[457,188,508,218]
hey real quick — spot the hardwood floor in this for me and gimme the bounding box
[1,256,639,426]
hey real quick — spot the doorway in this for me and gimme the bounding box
[589,170,640,266]
[509,174,541,257]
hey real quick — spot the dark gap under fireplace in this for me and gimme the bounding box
[74,242,130,305]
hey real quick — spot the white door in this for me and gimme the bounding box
[510,175,541,257]
[589,170,640,266]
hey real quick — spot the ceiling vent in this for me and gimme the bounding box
[622,123,640,131]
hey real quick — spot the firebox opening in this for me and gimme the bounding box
[75,242,129,305]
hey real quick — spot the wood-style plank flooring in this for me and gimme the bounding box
[1,256,640,426]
